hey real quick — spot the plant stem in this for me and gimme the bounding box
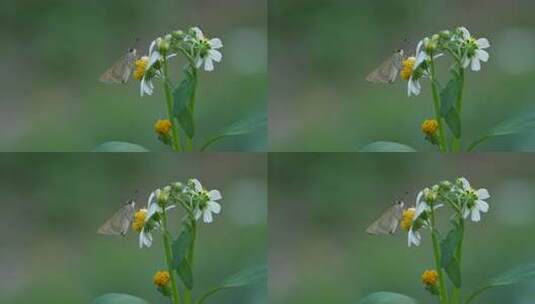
[451,68,464,152]
[185,69,198,152]
[162,209,181,304]
[430,206,450,304]
[451,218,465,304]
[429,59,448,152]
[163,57,182,151]
[184,220,197,304]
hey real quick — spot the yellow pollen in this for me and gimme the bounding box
[153,270,170,287]
[400,208,416,231]
[421,269,439,286]
[421,119,439,136]
[154,119,172,136]
[132,209,147,232]
[400,57,416,80]
[133,56,149,81]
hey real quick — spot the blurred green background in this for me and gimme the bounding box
[269,153,535,303]
[269,0,535,151]
[0,0,266,151]
[0,153,267,303]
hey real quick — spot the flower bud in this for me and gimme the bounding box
[439,30,451,39]
[172,30,185,40]
[423,188,437,203]
[172,182,184,192]
[156,189,169,205]
[157,37,169,53]
[439,181,452,191]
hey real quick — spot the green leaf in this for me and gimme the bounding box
[465,263,535,304]
[91,142,149,152]
[197,265,267,304]
[172,228,193,290]
[357,292,418,304]
[469,112,535,151]
[200,114,267,151]
[359,141,416,152]
[173,70,196,139]
[440,224,462,287]
[440,75,462,138]
[91,293,150,304]
[178,259,193,290]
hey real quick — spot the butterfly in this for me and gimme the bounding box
[366,49,405,84]
[365,201,405,235]
[99,48,138,84]
[97,200,136,236]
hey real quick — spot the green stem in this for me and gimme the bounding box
[163,57,182,151]
[451,68,464,152]
[451,218,465,304]
[429,59,448,152]
[430,206,450,304]
[185,69,198,152]
[184,220,197,304]
[162,209,181,304]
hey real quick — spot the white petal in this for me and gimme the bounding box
[147,192,156,208]
[194,209,202,220]
[471,208,481,222]
[209,38,223,49]
[463,207,470,219]
[477,188,490,200]
[475,49,489,62]
[415,40,423,56]
[476,38,490,49]
[191,27,204,40]
[462,57,470,68]
[191,179,203,192]
[195,58,203,69]
[208,189,222,200]
[207,201,221,214]
[208,49,222,62]
[459,27,470,40]
[148,40,156,56]
[415,50,427,68]
[476,200,489,213]
[459,177,470,190]
[203,210,213,223]
[204,57,214,71]
[165,205,176,211]
[471,58,481,71]
[148,50,161,68]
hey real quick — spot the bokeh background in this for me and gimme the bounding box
[270,0,535,151]
[269,153,535,303]
[0,153,267,303]
[0,0,266,151]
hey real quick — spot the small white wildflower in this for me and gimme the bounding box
[459,27,490,72]
[139,190,176,248]
[458,177,490,222]
[191,27,223,72]
[189,178,222,223]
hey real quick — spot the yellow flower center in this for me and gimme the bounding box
[421,119,439,135]
[400,208,416,231]
[421,269,439,286]
[133,56,149,81]
[132,209,147,232]
[153,270,170,287]
[154,119,172,136]
[400,57,416,80]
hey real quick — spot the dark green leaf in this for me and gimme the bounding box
[440,223,462,287]
[173,71,196,139]
[91,142,149,152]
[440,74,461,117]
[469,112,535,151]
[197,265,267,304]
[91,293,149,304]
[359,141,416,152]
[200,114,267,151]
[357,292,418,304]
[444,108,461,138]
[178,259,193,290]
[172,228,193,289]
[465,263,535,303]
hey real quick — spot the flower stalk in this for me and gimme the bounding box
[162,58,182,151]
[429,206,449,304]
[429,59,448,152]
[162,208,182,304]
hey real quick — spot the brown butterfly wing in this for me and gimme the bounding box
[99,50,137,84]
[366,202,404,235]
[97,202,135,236]
[366,52,403,84]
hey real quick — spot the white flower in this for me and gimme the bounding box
[139,39,177,97]
[406,40,442,97]
[189,178,222,223]
[459,27,490,72]
[139,190,176,248]
[405,191,443,247]
[191,27,223,72]
[459,177,490,222]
